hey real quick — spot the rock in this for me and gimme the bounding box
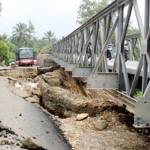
[25,96,39,104]
[0,140,10,145]
[15,82,22,88]
[42,74,61,87]
[76,113,89,121]
[21,138,46,150]
[32,88,41,97]
[8,77,17,86]
[0,124,16,135]
[37,66,59,75]
[93,119,108,131]
[14,88,32,98]
[19,113,22,117]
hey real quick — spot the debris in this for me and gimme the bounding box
[15,82,22,88]
[19,114,22,117]
[76,113,89,121]
[6,65,150,150]
[21,138,46,150]
[7,77,17,82]
[93,119,108,131]
[0,140,12,145]
[25,96,39,104]
[0,123,16,135]
[37,66,60,75]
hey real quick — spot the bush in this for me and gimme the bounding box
[0,40,10,65]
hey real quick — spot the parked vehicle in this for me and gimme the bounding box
[16,47,37,66]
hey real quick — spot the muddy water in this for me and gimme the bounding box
[0,77,70,150]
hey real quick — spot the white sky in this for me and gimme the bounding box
[0,0,145,39]
[0,0,82,38]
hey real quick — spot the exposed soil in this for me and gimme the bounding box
[3,62,150,150]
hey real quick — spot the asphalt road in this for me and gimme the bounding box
[0,77,70,150]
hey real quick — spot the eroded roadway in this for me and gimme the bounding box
[0,77,70,150]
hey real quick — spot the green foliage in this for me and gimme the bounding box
[0,2,56,61]
[11,21,35,48]
[0,33,8,40]
[7,42,16,60]
[77,0,110,24]
[0,40,10,65]
[11,22,56,54]
[33,38,50,54]
[0,33,16,65]
[127,25,139,35]
[38,30,57,54]
[134,89,143,98]
[127,26,140,60]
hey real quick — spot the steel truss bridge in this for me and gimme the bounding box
[51,0,150,128]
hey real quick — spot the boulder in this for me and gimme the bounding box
[21,138,46,150]
[93,119,108,131]
[76,113,89,121]
[25,96,39,104]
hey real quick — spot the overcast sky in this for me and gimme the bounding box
[0,0,82,38]
[0,0,144,39]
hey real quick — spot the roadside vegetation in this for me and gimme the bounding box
[0,22,56,65]
[77,0,140,60]
[0,2,56,65]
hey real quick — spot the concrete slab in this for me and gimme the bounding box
[87,73,119,89]
[72,67,92,78]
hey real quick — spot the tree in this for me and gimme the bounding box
[0,33,8,40]
[44,31,56,43]
[42,30,57,53]
[77,0,110,24]
[33,38,49,53]
[26,21,35,47]
[0,40,10,65]
[0,2,2,15]
[11,21,35,48]
[0,33,16,65]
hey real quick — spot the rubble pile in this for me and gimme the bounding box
[4,62,150,150]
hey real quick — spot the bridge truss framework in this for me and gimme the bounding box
[52,0,150,128]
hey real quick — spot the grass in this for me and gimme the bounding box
[134,89,143,97]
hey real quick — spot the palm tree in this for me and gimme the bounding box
[44,31,55,43]
[43,30,56,53]
[12,23,28,47]
[11,21,35,48]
